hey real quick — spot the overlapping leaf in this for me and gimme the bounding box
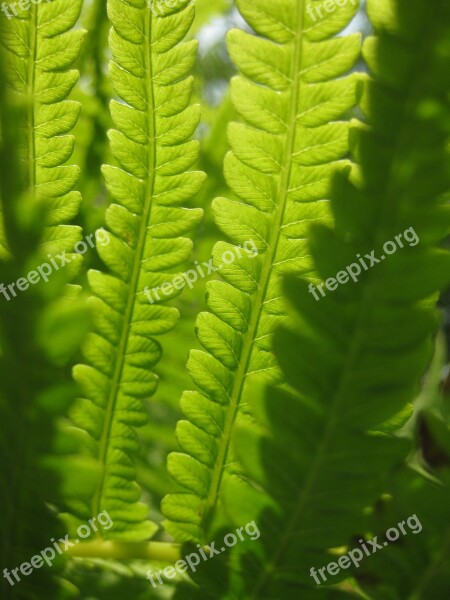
[163,0,361,543]
[69,0,204,541]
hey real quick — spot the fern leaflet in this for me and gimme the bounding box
[69,0,204,541]
[163,0,361,543]
[0,0,85,264]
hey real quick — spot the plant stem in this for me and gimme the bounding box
[68,540,181,563]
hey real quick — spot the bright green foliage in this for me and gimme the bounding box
[163,0,361,543]
[0,0,85,265]
[176,0,450,596]
[69,0,204,541]
[3,0,450,597]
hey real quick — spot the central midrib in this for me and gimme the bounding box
[202,1,306,538]
[92,8,157,520]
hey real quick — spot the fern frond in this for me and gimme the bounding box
[191,0,449,596]
[163,0,361,543]
[69,0,204,541]
[0,0,85,263]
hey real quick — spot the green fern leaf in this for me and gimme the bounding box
[0,0,85,264]
[163,0,361,543]
[190,0,450,596]
[69,0,204,541]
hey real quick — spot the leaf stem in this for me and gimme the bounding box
[68,540,181,563]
